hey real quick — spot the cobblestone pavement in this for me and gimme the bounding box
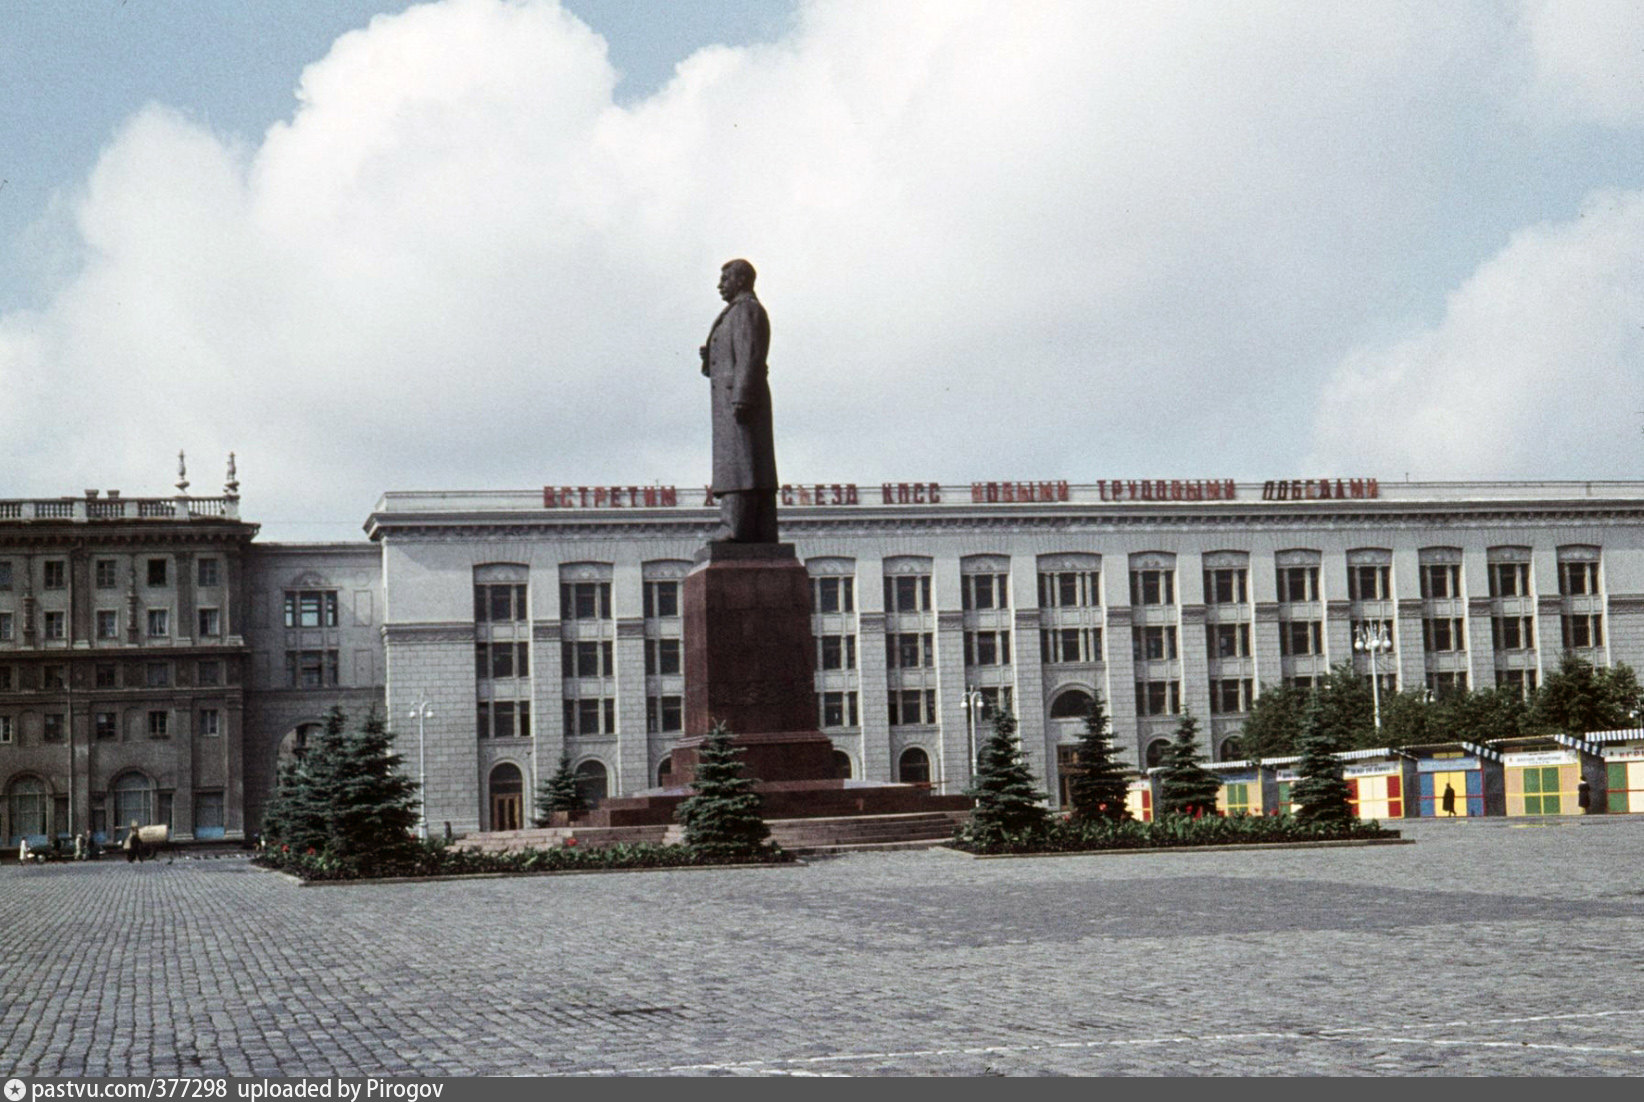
[5,816,1644,1077]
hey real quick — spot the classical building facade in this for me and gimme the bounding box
[10,475,1644,845]
[366,478,1644,835]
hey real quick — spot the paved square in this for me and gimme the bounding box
[5,817,1644,1076]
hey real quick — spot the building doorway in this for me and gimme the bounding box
[898,747,930,785]
[574,760,609,806]
[488,763,523,831]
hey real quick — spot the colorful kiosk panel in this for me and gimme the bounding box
[1605,748,1644,813]
[1210,764,1265,817]
[1344,757,1413,820]
[1502,749,1581,815]
[1125,779,1153,822]
[1409,745,1504,817]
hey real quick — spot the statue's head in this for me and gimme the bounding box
[718,258,756,301]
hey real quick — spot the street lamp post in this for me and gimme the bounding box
[1353,623,1393,730]
[408,700,434,839]
[962,686,985,784]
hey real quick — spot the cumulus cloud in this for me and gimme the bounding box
[1309,189,1644,479]
[1,0,1640,537]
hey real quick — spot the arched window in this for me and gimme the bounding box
[832,750,853,780]
[7,775,48,845]
[278,722,323,766]
[898,748,930,785]
[1049,689,1094,718]
[574,760,609,805]
[488,763,524,832]
[112,772,154,837]
[656,755,674,788]
[1145,739,1170,769]
[1220,738,1243,762]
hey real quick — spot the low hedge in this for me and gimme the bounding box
[952,813,1399,855]
[256,839,792,882]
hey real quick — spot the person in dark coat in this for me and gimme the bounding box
[1441,782,1457,817]
[1579,778,1592,813]
[700,258,778,543]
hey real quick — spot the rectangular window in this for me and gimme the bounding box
[0,612,11,640]
[1279,621,1323,657]
[147,559,168,587]
[885,575,933,613]
[976,686,1013,718]
[44,611,66,640]
[560,582,611,621]
[0,715,11,743]
[820,690,860,729]
[1284,675,1314,691]
[146,609,169,638]
[0,561,10,590]
[473,583,529,622]
[1427,670,1468,698]
[1129,569,1175,606]
[1492,616,1534,651]
[563,696,615,735]
[199,709,221,737]
[95,560,118,588]
[43,665,65,690]
[887,688,937,725]
[645,638,682,676]
[1203,568,1248,606]
[1488,562,1528,598]
[1209,678,1254,715]
[1562,614,1604,649]
[43,712,65,740]
[197,558,220,587]
[1496,669,1539,696]
[284,590,340,629]
[43,561,66,589]
[197,608,221,637]
[147,711,168,738]
[1423,618,1466,652]
[94,664,116,688]
[1134,680,1181,716]
[1276,566,1319,603]
[1038,570,1100,609]
[480,701,528,739]
[1348,565,1390,602]
[1420,563,1461,599]
[1206,622,1251,659]
[0,667,9,690]
[1559,561,1599,596]
[886,632,934,670]
[817,634,856,671]
[96,609,119,639]
[962,573,1009,610]
[813,576,855,614]
[563,640,614,678]
[643,580,680,619]
[285,650,339,688]
[197,661,221,687]
[146,662,171,688]
[646,695,683,734]
[94,711,117,740]
[474,641,529,679]
[964,630,1011,667]
[1041,627,1100,664]
[194,792,225,837]
[1131,625,1178,662]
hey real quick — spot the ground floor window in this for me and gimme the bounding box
[112,772,154,837]
[7,775,48,844]
[898,747,930,785]
[194,791,225,840]
[574,760,609,805]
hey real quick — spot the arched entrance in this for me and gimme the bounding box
[832,750,853,779]
[277,722,324,767]
[656,755,673,788]
[488,763,524,832]
[574,760,609,806]
[1049,688,1094,718]
[111,771,155,841]
[898,747,930,785]
[1145,738,1170,769]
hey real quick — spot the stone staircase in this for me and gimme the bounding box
[450,810,969,858]
[764,811,968,855]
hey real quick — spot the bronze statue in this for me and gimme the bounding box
[700,258,778,543]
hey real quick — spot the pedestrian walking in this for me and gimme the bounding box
[122,821,141,864]
[1579,778,1592,814]
[1442,782,1457,817]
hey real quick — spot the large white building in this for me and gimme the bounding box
[10,475,1642,846]
[365,477,1644,835]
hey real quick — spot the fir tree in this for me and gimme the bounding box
[533,755,584,827]
[1291,697,1353,823]
[673,723,772,858]
[325,709,421,868]
[1157,712,1220,817]
[1066,692,1131,822]
[961,710,1050,845]
[260,707,347,854]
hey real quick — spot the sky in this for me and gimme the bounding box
[2,0,1643,541]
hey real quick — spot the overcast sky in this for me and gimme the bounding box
[3,0,1643,541]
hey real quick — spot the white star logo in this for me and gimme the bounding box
[4,1079,26,1101]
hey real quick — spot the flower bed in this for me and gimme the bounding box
[255,839,792,882]
[951,814,1399,855]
